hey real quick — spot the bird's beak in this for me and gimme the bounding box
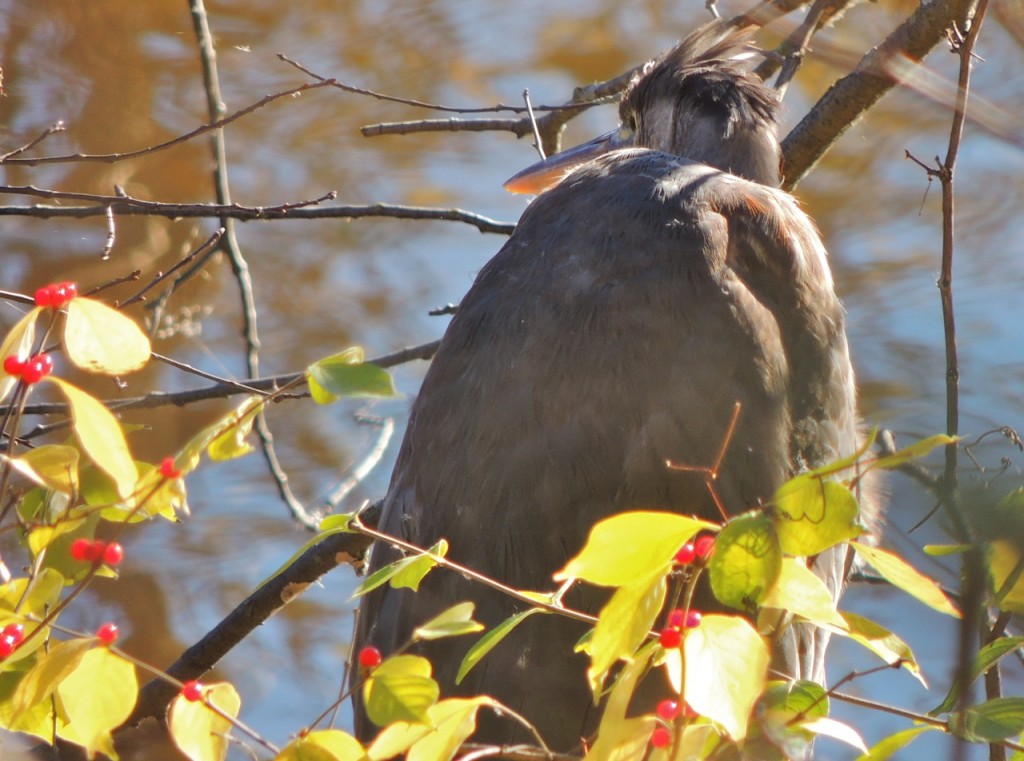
[503,125,634,195]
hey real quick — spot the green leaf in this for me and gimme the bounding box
[413,602,484,641]
[308,348,397,404]
[683,614,770,739]
[277,730,367,761]
[840,611,924,684]
[761,558,848,629]
[11,638,93,720]
[855,725,937,761]
[932,637,1024,715]
[923,543,971,557]
[0,307,39,404]
[556,511,715,587]
[587,574,666,693]
[50,377,138,500]
[56,647,138,759]
[761,679,829,719]
[852,542,960,617]
[708,512,781,610]
[168,681,241,761]
[362,655,439,726]
[770,475,862,556]
[65,297,151,375]
[7,445,80,495]
[950,697,1024,742]
[456,608,545,684]
[353,541,447,597]
[871,434,957,470]
[989,540,1024,613]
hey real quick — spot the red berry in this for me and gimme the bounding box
[159,457,182,480]
[656,699,680,721]
[358,645,382,670]
[85,540,105,562]
[1,624,24,644]
[20,354,54,384]
[34,285,54,307]
[103,542,124,566]
[659,627,682,649]
[666,608,685,629]
[181,680,204,702]
[96,623,119,644]
[674,542,696,565]
[3,355,24,375]
[0,634,17,658]
[650,726,672,748]
[684,611,702,629]
[694,535,715,560]
[71,538,92,561]
[51,282,77,305]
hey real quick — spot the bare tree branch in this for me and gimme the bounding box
[782,0,977,189]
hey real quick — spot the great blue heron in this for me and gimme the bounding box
[353,19,874,752]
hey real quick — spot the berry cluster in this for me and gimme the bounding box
[159,456,182,480]
[96,623,119,645]
[70,538,124,566]
[658,607,702,648]
[0,623,25,658]
[673,534,715,565]
[34,281,78,309]
[3,354,55,384]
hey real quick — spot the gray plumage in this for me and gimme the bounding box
[353,20,873,752]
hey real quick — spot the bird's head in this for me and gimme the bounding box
[505,20,781,194]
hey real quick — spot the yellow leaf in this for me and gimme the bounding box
[586,643,657,761]
[841,611,924,685]
[556,511,714,586]
[409,698,493,761]
[587,575,665,693]
[65,297,150,375]
[50,378,138,499]
[853,542,960,617]
[13,638,93,719]
[684,614,770,739]
[800,716,867,753]
[761,558,848,630]
[0,307,40,403]
[206,397,263,461]
[169,682,241,761]
[989,540,1024,613]
[277,730,367,761]
[0,670,58,742]
[9,445,80,495]
[362,655,439,727]
[56,648,138,759]
[771,476,862,556]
